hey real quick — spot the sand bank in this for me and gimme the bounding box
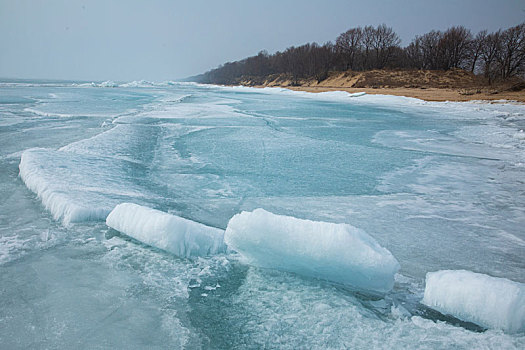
[285,86,525,103]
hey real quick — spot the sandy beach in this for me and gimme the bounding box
[285,86,525,103]
[238,70,525,103]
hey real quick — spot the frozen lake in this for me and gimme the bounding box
[1,79,524,348]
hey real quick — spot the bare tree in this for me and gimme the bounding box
[335,27,363,70]
[497,23,525,79]
[418,31,443,69]
[312,42,335,81]
[361,25,376,70]
[371,24,401,69]
[405,37,424,69]
[438,26,472,69]
[468,30,487,73]
[197,22,525,85]
[480,30,502,83]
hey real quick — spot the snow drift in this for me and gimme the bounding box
[106,203,226,258]
[422,270,525,333]
[224,208,400,294]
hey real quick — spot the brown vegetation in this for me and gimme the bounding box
[193,22,525,101]
[239,69,525,102]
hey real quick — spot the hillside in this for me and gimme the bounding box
[195,22,525,102]
[237,69,525,102]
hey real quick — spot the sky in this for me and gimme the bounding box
[1,0,524,81]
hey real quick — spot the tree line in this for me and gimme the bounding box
[197,23,525,85]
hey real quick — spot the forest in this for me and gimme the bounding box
[195,23,525,85]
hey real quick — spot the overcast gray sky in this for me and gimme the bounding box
[1,0,524,81]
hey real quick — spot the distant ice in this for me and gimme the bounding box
[118,80,177,88]
[98,80,118,88]
[422,270,525,333]
[106,203,226,258]
[119,80,155,88]
[72,80,179,88]
[224,208,400,294]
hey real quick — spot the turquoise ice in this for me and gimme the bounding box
[1,79,524,348]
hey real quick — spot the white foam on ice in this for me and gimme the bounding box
[224,208,400,294]
[106,203,226,258]
[422,270,525,333]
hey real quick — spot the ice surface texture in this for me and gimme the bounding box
[224,208,400,294]
[422,270,525,333]
[19,148,112,224]
[19,148,152,225]
[106,203,226,258]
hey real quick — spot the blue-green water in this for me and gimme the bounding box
[1,80,524,348]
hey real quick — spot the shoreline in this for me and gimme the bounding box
[248,85,525,103]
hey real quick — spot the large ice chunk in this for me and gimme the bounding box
[19,149,112,224]
[19,148,152,225]
[422,270,525,333]
[106,203,226,258]
[224,208,400,294]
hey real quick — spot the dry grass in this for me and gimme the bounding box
[239,69,525,102]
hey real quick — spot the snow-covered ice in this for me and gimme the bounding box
[106,203,226,258]
[422,270,525,333]
[224,208,400,294]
